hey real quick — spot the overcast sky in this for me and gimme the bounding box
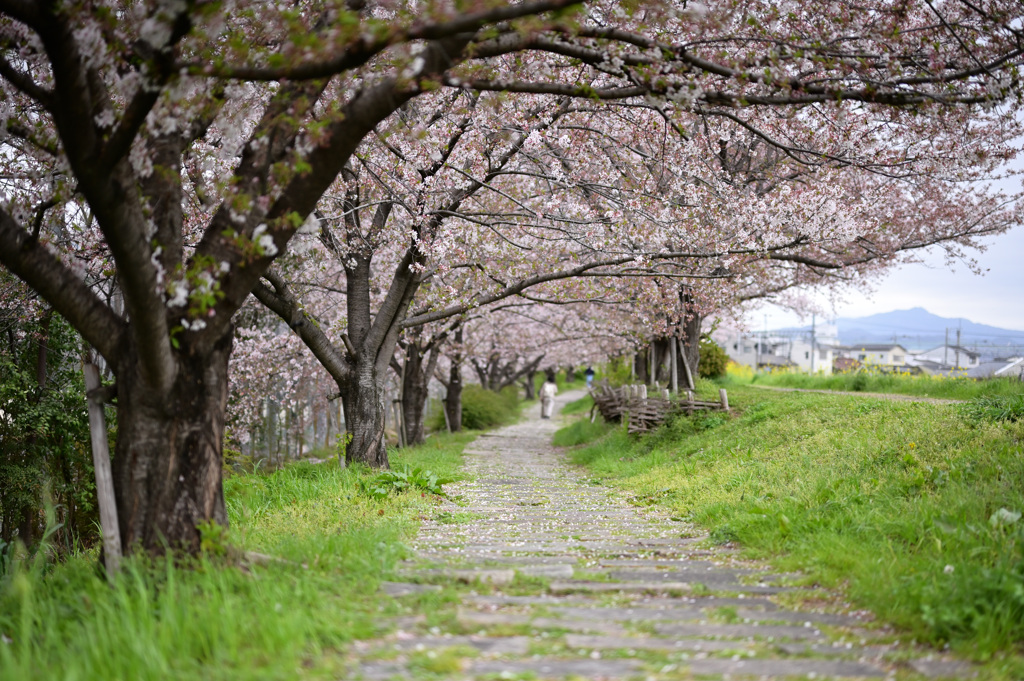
[747,158,1024,333]
[749,226,1024,331]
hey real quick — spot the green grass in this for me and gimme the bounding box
[738,367,1024,401]
[0,432,472,680]
[552,418,611,447]
[567,385,1024,664]
[560,393,594,415]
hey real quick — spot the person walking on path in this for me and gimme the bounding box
[584,366,595,388]
[540,372,558,419]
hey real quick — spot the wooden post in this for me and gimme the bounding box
[441,386,452,433]
[393,399,406,448]
[719,388,729,411]
[686,390,694,415]
[284,409,291,462]
[661,388,670,400]
[638,384,647,400]
[324,398,332,449]
[679,348,696,391]
[648,345,656,388]
[398,357,407,447]
[670,336,678,394]
[83,361,121,578]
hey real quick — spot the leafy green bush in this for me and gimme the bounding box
[360,465,454,500]
[698,337,729,379]
[850,371,869,391]
[459,385,520,430]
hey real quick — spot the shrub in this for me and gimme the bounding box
[552,419,611,447]
[459,385,519,430]
[698,337,729,379]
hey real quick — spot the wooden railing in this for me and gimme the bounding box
[589,383,729,434]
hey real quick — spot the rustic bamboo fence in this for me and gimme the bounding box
[589,382,729,435]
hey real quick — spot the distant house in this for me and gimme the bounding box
[718,330,835,374]
[967,357,1024,380]
[833,357,860,373]
[912,345,981,370]
[835,343,908,367]
[757,354,798,370]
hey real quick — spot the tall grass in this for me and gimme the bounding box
[733,365,1024,401]
[0,432,471,680]
[560,393,594,415]
[569,386,1024,662]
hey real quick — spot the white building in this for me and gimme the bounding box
[718,324,838,375]
[834,343,909,367]
[911,345,981,370]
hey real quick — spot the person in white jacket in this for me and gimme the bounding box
[540,372,558,419]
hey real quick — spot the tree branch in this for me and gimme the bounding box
[251,270,351,384]
[0,207,125,362]
[179,0,584,81]
[0,54,53,106]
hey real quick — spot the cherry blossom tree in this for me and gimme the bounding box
[1,0,1022,554]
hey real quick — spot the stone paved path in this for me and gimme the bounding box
[347,390,973,680]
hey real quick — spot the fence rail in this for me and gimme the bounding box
[589,383,729,434]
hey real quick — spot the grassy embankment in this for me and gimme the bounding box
[0,432,472,681]
[737,363,1024,400]
[558,379,1024,670]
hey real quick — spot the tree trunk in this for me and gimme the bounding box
[633,348,650,385]
[111,333,232,555]
[680,290,702,378]
[401,348,429,447]
[565,365,576,383]
[523,369,537,400]
[445,327,464,432]
[341,358,390,468]
[15,309,56,549]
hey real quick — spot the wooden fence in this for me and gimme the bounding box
[589,383,729,435]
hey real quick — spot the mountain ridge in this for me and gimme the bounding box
[778,307,1024,357]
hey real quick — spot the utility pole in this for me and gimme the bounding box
[810,314,816,374]
[944,328,949,366]
[956,324,962,369]
[754,331,760,370]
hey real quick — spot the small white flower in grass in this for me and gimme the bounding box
[944,565,955,574]
[989,507,1021,527]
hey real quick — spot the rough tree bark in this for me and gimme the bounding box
[397,333,447,447]
[679,288,702,379]
[444,325,464,433]
[340,356,389,468]
[111,331,231,553]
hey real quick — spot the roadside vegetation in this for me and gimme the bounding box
[560,380,1024,669]
[0,433,472,681]
[733,363,1024,400]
